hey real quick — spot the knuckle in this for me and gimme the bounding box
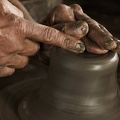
[16,56,29,68]
[4,13,17,25]
[0,13,16,28]
[0,55,9,66]
[49,4,75,24]
[14,18,25,34]
[42,27,58,43]
[15,44,24,53]
[8,55,29,69]
[70,4,83,13]
[23,42,40,56]
[62,38,70,48]
[8,43,24,54]
[5,15,26,36]
[0,67,15,77]
[29,43,40,56]
[56,4,68,9]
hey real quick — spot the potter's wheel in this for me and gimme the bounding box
[0,79,44,120]
[0,47,120,120]
[0,61,48,120]
[0,79,120,120]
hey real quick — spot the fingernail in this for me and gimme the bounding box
[75,42,85,53]
[114,38,120,43]
[81,26,87,34]
[79,21,88,35]
[105,38,114,46]
[113,38,120,50]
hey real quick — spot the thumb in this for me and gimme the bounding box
[22,19,87,53]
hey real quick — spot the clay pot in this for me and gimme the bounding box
[0,47,119,120]
[18,47,120,120]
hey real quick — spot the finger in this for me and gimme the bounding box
[0,54,12,66]
[82,37,108,54]
[22,19,85,53]
[98,24,113,37]
[20,39,40,56]
[99,24,120,52]
[42,4,83,25]
[8,55,29,69]
[112,38,120,53]
[1,0,24,17]
[73,6,117,50]
[0,38,24,55]
[70,4,83,14]
[0,67,15,77]
[88,24,116,50]
[42,4,75,25]
[53,21,88,39]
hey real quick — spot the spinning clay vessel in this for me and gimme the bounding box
[0,47,120,120]
[19,47,120,120]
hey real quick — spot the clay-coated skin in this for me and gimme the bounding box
[18,47,120,120]
[0,1,120,77]
[0,1,89,77]
[42,4,120,54]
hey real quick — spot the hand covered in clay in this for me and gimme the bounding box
[0,1,88,77]
[42,4,120,54]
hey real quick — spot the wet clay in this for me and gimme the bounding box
[0,47,120,120]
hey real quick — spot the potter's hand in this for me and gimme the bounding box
[42,4,120,54]
[0,1,88,77]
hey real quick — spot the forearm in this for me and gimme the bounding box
[8,0,35,22]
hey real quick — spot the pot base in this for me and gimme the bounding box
[0,79,46,120]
